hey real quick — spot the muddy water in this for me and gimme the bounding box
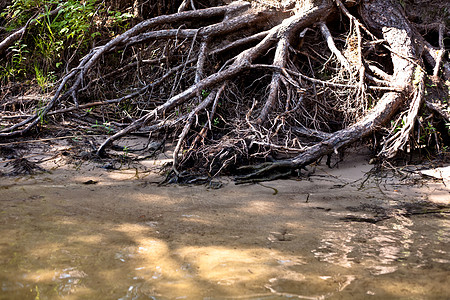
[0,163,449,299]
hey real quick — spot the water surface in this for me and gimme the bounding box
[0,167,449,299]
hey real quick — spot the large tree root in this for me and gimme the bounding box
[1,0,449,182]
[236,91,404,181]
[95,0,334,154]
[236,0,424,181]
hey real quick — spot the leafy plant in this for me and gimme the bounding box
[108,10,133,32]
[201,89,210,99]
[91,121,113,134]
[36,101,48,125]
[1,0,101,83]
[419,121,436,144]
[1,0,136,87]
[0,41,29,82]
[34,64,56,91]
[392,116,406,134]
[122,146,129,158]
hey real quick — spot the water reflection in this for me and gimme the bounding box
[56,267,87,295]
[311,214,449,277]
[0,179,448,299]
[265,274,356,299]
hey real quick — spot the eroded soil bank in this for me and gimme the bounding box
[0,145,449,299]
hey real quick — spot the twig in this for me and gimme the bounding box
[319,22,352,76]
[250,64,404,91]
[432,23,445,79]
[0,135,78,147]
[172,89,218,174]
[380,69,425,157]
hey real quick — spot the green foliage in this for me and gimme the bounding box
[201,89,210,99]
[0,41,28,83]
[420,121,436,144]
[91,121,113,134]
[392,116,406,134]
[0,0,133,86]
[122,146,129,158]
[108,10,133,32]
[1,0,51,27]
[1,0,97,84]
[34,64,56,91]
[36,99,48,125]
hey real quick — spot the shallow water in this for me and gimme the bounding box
[0,168,449,299]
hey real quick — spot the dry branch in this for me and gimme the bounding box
[319,22,352,76]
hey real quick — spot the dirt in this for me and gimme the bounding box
[0,137,449,299]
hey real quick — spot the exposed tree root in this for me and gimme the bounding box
[1,0,449,182]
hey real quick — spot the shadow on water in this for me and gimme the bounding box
[0,167,449,299]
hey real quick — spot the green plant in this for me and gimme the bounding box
[108,10,133,32]
[91,121,113,134]
[122,146,129,158]
[0,41,29,82]
[392,116,406,134]
[419,121,436,144]
[36,104,47,126]
[1,0,55,27]
[34,64,56,91]
[1,0,103,84]
[201,89,210,99]
[38,0,98,67]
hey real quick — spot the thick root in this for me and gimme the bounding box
[1,0,449,182]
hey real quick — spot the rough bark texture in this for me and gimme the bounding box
[1,0,448,182]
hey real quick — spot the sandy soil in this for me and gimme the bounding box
[0,138,449,299]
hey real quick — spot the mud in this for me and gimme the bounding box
[0,140,449,299]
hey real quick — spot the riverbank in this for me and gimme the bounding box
[0,139,449,299]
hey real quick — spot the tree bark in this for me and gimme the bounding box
[1,0,448,182]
